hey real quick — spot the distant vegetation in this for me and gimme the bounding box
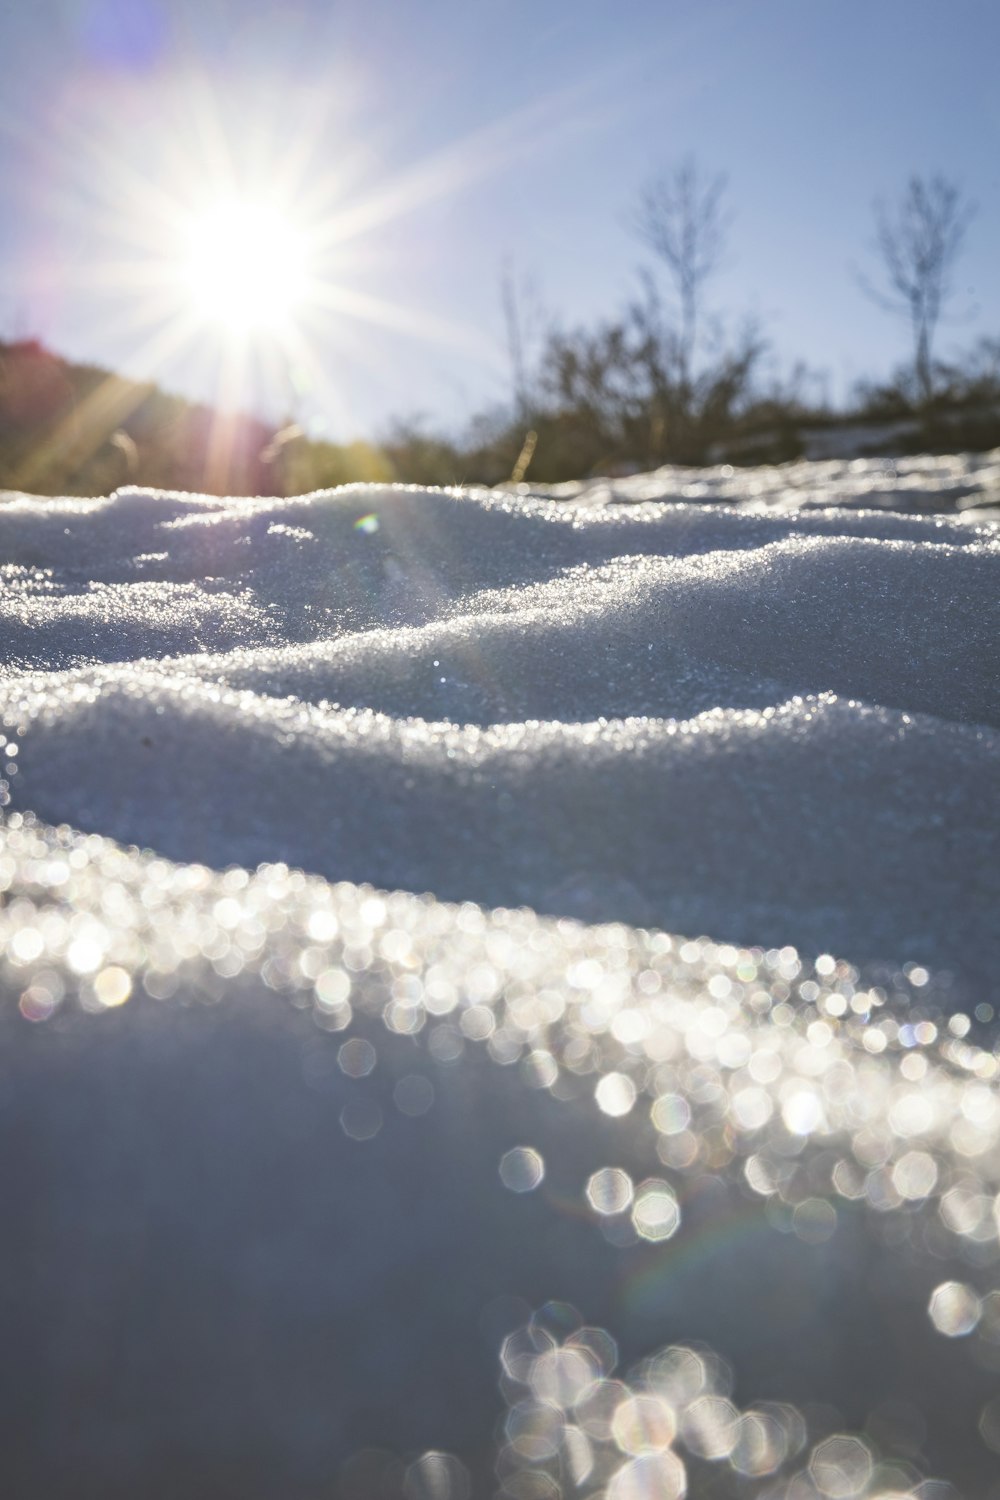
[3,170,998,496]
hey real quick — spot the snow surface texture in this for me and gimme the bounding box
[526,447,1000,515]
[1,453,1000,1498]
[2,458,998,985]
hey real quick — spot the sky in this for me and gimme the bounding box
[1,0,997,440]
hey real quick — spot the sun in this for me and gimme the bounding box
[178,198,312,335]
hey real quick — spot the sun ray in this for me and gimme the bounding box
[13,370,153,493]
[309,282,502,365]
[8,49,628,445]
[307,74,614,254]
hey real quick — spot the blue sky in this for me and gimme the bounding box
[1,0,997,438]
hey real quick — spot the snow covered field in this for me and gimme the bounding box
[1,453,999,1497]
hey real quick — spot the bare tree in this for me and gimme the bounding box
[632,156,730,397]
[863,174,975,405]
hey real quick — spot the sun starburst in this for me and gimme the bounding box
[177,198,313,335]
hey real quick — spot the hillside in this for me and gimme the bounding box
[5,338,1000,498]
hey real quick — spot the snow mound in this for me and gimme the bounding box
[2,468,998,985]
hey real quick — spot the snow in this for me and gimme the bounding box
[526,446,1000,515]
[1,453,999,1496]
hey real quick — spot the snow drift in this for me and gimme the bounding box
[2,462,998,984]
[1,453,999,1498]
